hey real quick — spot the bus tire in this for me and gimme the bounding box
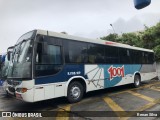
[67,81,84,103]
[134,75,141,88]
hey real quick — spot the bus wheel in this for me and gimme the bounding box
[67,81,84,103]
[134,75,141,88]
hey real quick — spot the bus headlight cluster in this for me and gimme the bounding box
[16,88,28,93]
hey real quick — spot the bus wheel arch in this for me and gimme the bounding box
[65,77,87,103]
[133,72,141,87]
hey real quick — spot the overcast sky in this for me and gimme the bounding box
[0,0,160,53]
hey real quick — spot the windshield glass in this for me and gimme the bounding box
[1,55,8,78]
[7,31,35,79]
[1,47,15,79]
[0,54,6,76]
[16,31,34,44]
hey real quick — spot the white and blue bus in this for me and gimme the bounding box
[0,46,14,92]
[6,29,157,103]
[0,53,6,86]
[1,46,14,79]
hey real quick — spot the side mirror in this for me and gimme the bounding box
[134,0,151,9]
[7,51,11,61]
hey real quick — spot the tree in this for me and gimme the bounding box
[100,33,118,42]
[100,22,160,61]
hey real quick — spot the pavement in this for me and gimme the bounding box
[0,80,160,120]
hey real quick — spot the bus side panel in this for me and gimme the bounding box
[33,82,66,102]
[34,65,87,101]
[85,64,142,89]
[34,85,45,101]
[44,84,55,99]
[85,65,104,91]
[140,64,157,81]
[100,64,141,88]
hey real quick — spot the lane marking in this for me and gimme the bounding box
[56,105,71,120]
[121,98,160,120]
[103,96,127,118]
[149,87,160,92]
[108,81,160,96]
[127,91,154,102]
[136,101,157,111]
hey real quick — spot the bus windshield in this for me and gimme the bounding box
[0,54,4,77]
[1,54,8,79]
[7,31,35,79]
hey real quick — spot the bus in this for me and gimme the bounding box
[0,53,6,70]
[1,46,14,79]
[0,53,6,86]
[1,46,14,92]
[6,29,157,103]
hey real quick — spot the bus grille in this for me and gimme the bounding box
[7,80,21,86]
[8,87,15,93]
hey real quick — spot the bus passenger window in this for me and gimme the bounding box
[88,44,105,64]
[64,40,88,63]
[119,48,131,64]
[105,46,119,64]
[35,42,62,77]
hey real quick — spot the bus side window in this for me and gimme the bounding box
[105,46,119,64]
[119,48,131,64]
[148,53,154,64]
[35,41,62,77]
[88,44,105,64]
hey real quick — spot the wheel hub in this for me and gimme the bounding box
[135,78,140,85]
[71,86,80,99]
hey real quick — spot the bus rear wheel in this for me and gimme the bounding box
[67,81,84,103]
[134,75,141,88]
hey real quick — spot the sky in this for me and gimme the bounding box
[0,0,160,53]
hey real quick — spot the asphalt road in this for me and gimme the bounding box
[0,79,160,120]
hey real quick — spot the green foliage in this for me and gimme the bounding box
[153,45,160,61]
[100,33,118,42]
[101,22,160,61]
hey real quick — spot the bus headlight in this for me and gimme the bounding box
[16,88,28,93]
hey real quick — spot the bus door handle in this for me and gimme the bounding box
[56,84,62,87]
[35,87,43,89]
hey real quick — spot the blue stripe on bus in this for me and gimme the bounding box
[35,64,87,85]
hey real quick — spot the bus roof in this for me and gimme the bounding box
[36,29,153,53]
